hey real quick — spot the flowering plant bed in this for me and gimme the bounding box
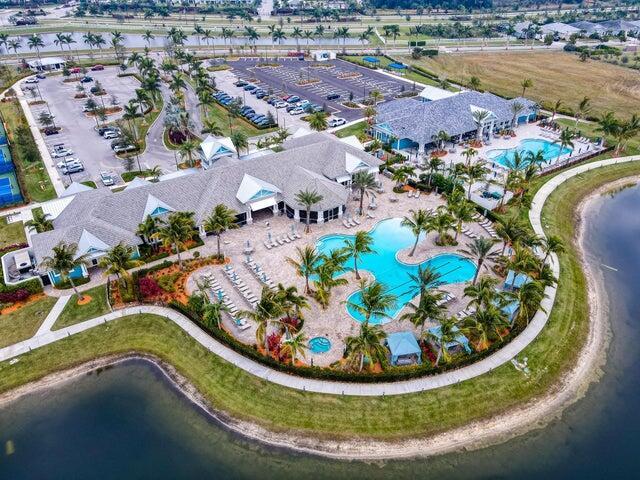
[86,106,122,116]
[431,149,447,157]
[74,93,87,99]
[469,140,483,148]
[295,79,320,86]
[63,78,80,83]
[341,101,361,109]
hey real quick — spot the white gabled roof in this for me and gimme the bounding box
[291,127,311,138]
[469,104,497,121]
[200,135,236,161]
[235,173,282,204]
[339,135,365,151]
[142,194,175,219]
[345,152,370,173]
[418,85,458,101]
[124,177,153,190]
[60,181,94,198]
[76,229,110,257]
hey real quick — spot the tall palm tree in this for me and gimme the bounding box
[203,301,230,330]
[345,322,387,372]
[346,279,396,325]
[308,111,328,131]
[555,128,575,163]
[401,208,433,257]
[40,242,90,299]
[550,99,562,122]
[142,30,155,49]
[448,196,476,240]
[426,156,444,188]
[152,212,196,269]
[344,230,374,280]
[229,131,248,158]
[468,76,481,91]
[463,161,488,199]
[281,331,309,365]
[238,287,284,353]
[53,32,67,53]
[203,204,239,259]
[27,34,45,64]
[25,209,53,233]
[472,109,491,142]
[574,96,591,128]
[464,276,501,310]
[424,316,461,366]
[431,207,455,246]
[495,216,527,255]
[286,246,320,294]
[294,188,323,233]
[461,146,477,167]
[507,279,546,326]
[506,244,539,289]
[291,26,303,51]
[275,284,308,322]
[99,242,143,286]
[8,39,22,58]
[178,139,199,167]
[510,101,525,129]
[520,78,533,97]
[460,237,498,284]
[0,33,8,54]
[136,215,158,250]
[272,27,286,45]
[538,235,564,271]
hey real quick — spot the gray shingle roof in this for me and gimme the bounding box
[31,134,379,263]
[374,91,537,145]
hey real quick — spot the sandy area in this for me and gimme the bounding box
[0,177,636,460]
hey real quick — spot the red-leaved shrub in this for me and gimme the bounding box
[266,333,282,359]
[138,277,162,299]
[0,289,30,303]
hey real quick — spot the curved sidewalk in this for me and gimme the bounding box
[1,156,638,395]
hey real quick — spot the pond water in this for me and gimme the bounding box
[1,185,639,478]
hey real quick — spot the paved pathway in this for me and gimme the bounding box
[35,295,71,336]
[2,156,638,395]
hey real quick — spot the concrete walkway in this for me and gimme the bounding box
[34,295,71,336]
[2,156,638,395]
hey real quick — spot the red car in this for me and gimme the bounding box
[91,64,104,71]
[69,67,81,74]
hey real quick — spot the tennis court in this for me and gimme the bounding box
[0,171,23,206]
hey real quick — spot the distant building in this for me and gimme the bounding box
[540,22,581,40]
[569,20,608,35]
[26,56,66,72]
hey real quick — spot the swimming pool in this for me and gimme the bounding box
[316,218,476,324]
[486,138,572,168]
[308,336,331,354]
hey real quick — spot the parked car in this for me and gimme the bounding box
[289,108,305,115]
[112,143,137,153]
[61,163,84,174]
[91,64,105,71]
[103,131,120,140]
[97,126,120,136]
[69,67,81,74]
[234,80,248,87]
[24,77,38,84]
[35,73,46,80]
[296,100,310,108]
[256,91,267,99]
[100,171,115,186]
[275,101,288,109]
[308,104,323,113]
[89,86,102,94]
[43,127,59,136]
[243,84,257,91]
[326,93,341,100]
[80,76,93,83]
[286,95,300,103]
[328,117,347,127]
[51,145,73,158]
[56,157,80,169]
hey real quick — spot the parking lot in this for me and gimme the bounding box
[225,57,417,122]
[25,67,144,188]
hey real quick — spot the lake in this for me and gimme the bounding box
[1,184,639,479]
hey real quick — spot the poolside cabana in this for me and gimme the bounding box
[362,56,380,66]
[501,299,520,325]
[387,62,407,75]
[427,325,472,355]
[503,270,532,291]
[386,331,422,366]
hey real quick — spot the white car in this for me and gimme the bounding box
[103,131,121,140]
[275,101,288,108]
[51,147,74,158]
[328,117,347,127]
[289,107,305,115]
[60,161,84,174]
[24,77,39,84]
[56,157,80,169]
[100,171,115,186]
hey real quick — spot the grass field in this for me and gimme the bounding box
[202,101,277,138]
[0,216,27,248]
[334,121,367,139]
[341,55,445,89]
[0,296,56,348]
[1,160,639,441]
[53,285,110,331]
[408,51,640,119]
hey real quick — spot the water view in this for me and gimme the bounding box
[1,185,639,479]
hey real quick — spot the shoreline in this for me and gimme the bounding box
[0,177,635,460]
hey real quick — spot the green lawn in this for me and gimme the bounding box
[53,285,110,331]
[0,99,56,203]
[340,55,448,89]
[334,121,367,139]
[0,216,27,248]
[0,296,57,348]
[1,162,639,441]
[203,101,276,138]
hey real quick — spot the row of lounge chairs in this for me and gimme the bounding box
[244,257,276,290]
[200,272,250,331]
[456,306,476,320]
[461,226,480,240]
[223,265,258,309]
[263,230,301,250]
[436,292,456,306]
[407,189,422,199]
[473,213,500,240]
[342,216,361,228]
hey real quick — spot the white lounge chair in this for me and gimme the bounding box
[343,219,351,228]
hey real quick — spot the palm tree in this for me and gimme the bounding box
[473,305,510,341]
[201,118,223,136]
[27,34,45,64]
[203,301,230,330]
[281,331,309,365]
[238,287,284,353]
[345,322,387,371]
[136,215,158,250]
[555,128,574,163]
[230,131,248,158]
[550,99,562,122]
[152,212,196,269]
[286,246,320,294]
[495,216,527,255]
[0,33,8,54]
[448,196,476,241]
[468,76,481,91]
[53,32,67,53]
[275,284,308,322]
[426,156,444,188]
[401,208,433,257]
[460,237,499,284]
[178,139,199,167]
[142,30,155,49]
[574,96,591,128]
[463,161,488,199]
[424,316,461,366]
[461,146,477,167]
[99,242,142,286]
[347,279,396,325]
[40,242,90,299]
[506,244,539,289]
[8,39,22,58]
[272,27,286,45]
[508,279,546,326]
[538,235,564,270]
[344,230,374,280]
[294,188,323,233]
[308,111,328,131]
[25,209,53,233]
[472,110,491,143]
[510,101,525,129]
[464,276,501,310]
[203,204,239,259]
[432,207,455,245]
[313,258,348,309]
[292,26,303,51]
[520,78,533,96]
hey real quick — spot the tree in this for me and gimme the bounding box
[508,279,546,326]
[345,322,387,372]
[308,111,328,131]
[203,204,239,259]
[344,231,374,280]
[152,212,196,269]
[510,101,525,129]
[431,207,455,245]
[402,266,446,333]
[424,316,461,366]
[40,242,90,299]
[178,139,199,167]
[426,156,444,187]
[230,131,248,158]
[460,237,499,284]
[468,76,481,91]
[136,215,158,250]
[281,331,309,365]
[555,128,574,163]
[25,209,53,233]
[520,78,533,97]
[286,246,320,294]
[238,287,284,353]
[98,242,142,286]
[203,301,230,330]
[495,215,528,255]
[464,276,501,311]
[27,34,45,64]
[574,96,591,128]
[471,110,491,143]
[351,170,378,215]
[473,305,510,342]
[550,99,562,122]
[401,208,433,257]
[448,195,476,240]
[463,161,488,199]
[347,279,396,325]
[294,189,323,233]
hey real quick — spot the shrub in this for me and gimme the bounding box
[138,276,162,299]
[0,289,30,303]
[157,272,181,292]
[192,250,200,258]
